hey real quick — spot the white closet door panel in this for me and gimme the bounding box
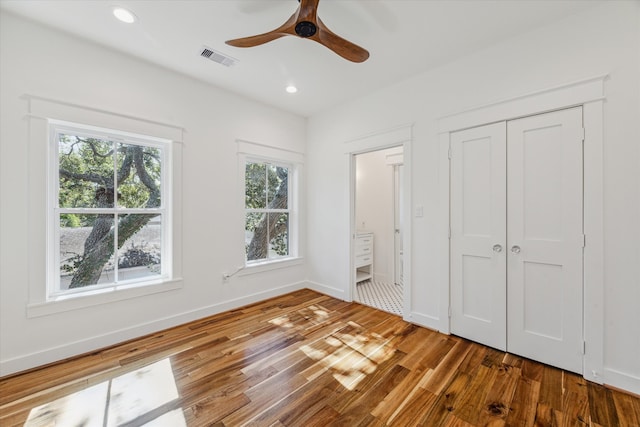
[451,122,506,351]
[507,107,584,373]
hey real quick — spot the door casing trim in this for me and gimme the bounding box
[437,75,606,384]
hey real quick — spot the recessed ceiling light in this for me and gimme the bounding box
[113,7,137,24]
[286,85,298,94]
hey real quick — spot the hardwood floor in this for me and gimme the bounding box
[1,289,639,426]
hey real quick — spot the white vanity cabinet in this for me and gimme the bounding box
[355,231,374,283]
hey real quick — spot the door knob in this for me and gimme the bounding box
[492,244,503,253]
[511,245,521,254]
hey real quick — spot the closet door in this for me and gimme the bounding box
[450,122,507,351]
[506,107,584,373]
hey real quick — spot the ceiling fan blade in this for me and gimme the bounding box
[225,11,299,48]
[226,31,289,48]
[315,18,370,63]
[297,0,320,21]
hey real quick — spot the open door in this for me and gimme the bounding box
[393,164,404,286]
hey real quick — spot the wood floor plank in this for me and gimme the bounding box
[476,363,520,425]
[588,382,621,427]
[423,339,473,395]
[387,388,439,426]
[561,372,590,426]
[300,405,341,427]
[370,363,434,422]
[417,371,472,427]
[276,381,340,426]
[399,332,457,371]
[186,392,251,425]
[326,349,408,414]
[522,357,545,382]
[611,390,640,427]
[457,342,489,375]
[451,364,495,425]
[504,376,540,427]
[243,370,339,426]
[442,414,476,427]
[534,402,563,426]
[332,361,409,422]
[1,289,638,427]
[539,364,565,411]
[220,349,323,425]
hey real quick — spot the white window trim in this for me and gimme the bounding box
[25,95,184,317]
[237,140,303,272]
[48,120,172,299]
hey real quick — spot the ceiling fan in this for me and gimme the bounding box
[225,0,370,63]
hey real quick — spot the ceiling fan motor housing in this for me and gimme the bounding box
[295,21,317,38]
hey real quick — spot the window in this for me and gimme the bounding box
[244,160,293,264]
[49,122,171,298]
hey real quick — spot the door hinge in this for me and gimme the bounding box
[448,227,451,239]
[581,127,586,142]
[448,147,452,160]
[581,234,586,248]
[448,306,452,318]
[582,341,586,355]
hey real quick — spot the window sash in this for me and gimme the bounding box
[244,159,294,264]
[50,122,170,297]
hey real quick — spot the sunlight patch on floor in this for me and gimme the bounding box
[25,381,108,427]
[269,315,294,328]
[25,358,185,427]
[299,325,397,391]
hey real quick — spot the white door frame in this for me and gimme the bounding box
[345,124,413,318]
[437,75,606,384]
[392,163,403,286]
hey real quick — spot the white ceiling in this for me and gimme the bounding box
[1,0,601,117]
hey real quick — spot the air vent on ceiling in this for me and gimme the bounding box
[200,46,238,67]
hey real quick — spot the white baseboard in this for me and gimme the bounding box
[305,280,348,301]
[604,367,640,396]
[0,281,306,377]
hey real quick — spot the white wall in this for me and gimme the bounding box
[307,1,640,394]
[0,11,307,375]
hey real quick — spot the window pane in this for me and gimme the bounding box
[267,165,288,209]
[269,213,289,257]
[245,162,266,209]
[118,214,162,280]
[245,212,267,261]
[58,134,115,208]
[60,213,115,290]
[117,144,162,209]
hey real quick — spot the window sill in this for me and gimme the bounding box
[27,278,183,318]
[239,257,303,276]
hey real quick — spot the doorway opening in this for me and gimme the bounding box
[353,146,404,315]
